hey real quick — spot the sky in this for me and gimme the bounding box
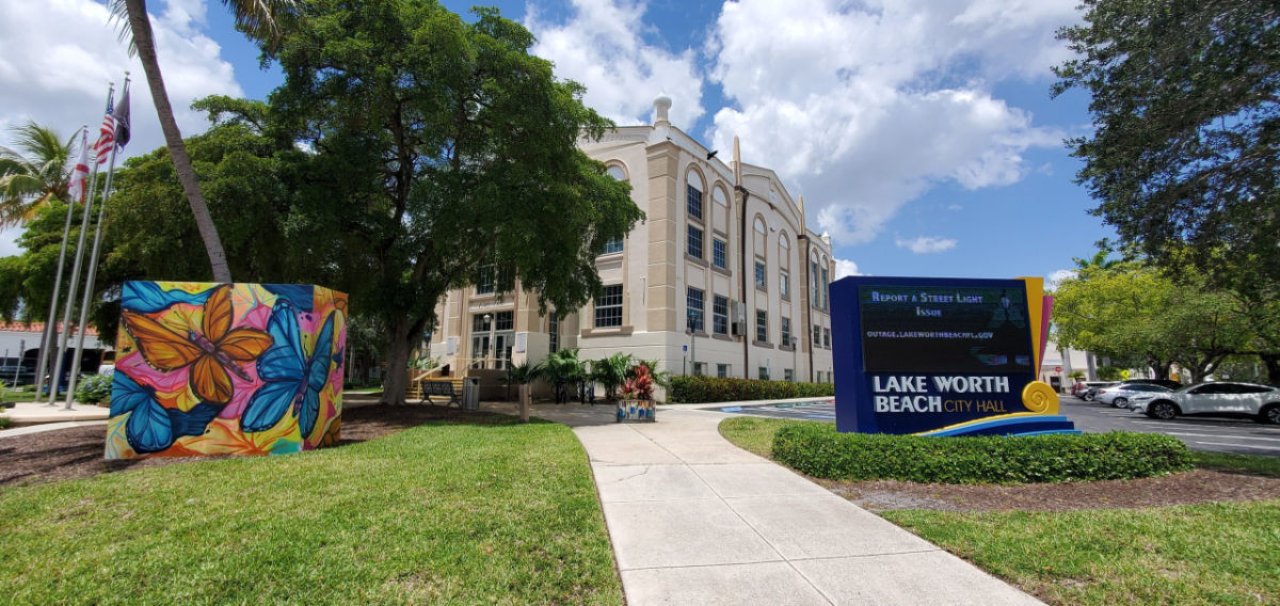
[0,0,1110,288]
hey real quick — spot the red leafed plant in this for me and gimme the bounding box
[622,363,654,401]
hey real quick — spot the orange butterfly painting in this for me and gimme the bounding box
[121,285,273,404]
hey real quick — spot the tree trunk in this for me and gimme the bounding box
[381,323,413,406]
[126,0,232,283]
[1262,353,1280,386]
[518,384,530,423]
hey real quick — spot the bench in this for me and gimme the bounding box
[420,378,464,407]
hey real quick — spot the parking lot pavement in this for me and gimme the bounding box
[1060,398,1280,456]
[714,397,1280,457]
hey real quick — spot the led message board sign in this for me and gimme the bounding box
[831,276,1077,437]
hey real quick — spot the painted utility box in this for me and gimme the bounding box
[105,281,347,459]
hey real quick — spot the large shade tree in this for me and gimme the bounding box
[1053,0,1280,289]
[261,1,643,404]
[110,0,298,283]
[0,122,77,227]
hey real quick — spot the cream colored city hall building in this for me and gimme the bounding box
[428,97,835,398]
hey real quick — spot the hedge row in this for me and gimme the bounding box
[667,375,835,403]
[772,423,1192,484]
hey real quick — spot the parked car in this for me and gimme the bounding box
[1130,382,1280,423]
[0,365,36,386]
[1095,383,1173,408]
[1119,378,1182,390]
[1079,381,1119,401]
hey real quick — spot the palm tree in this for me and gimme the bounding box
[110,0,297,283]
[0,122,77,227]
[590,352,633,402]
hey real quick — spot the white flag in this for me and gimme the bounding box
[67,130,90,204]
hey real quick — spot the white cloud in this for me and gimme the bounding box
[895,236,957,254]
[0,0,242,256]
[1047,268,1077,290]
[707,0,1077,246]
[527,0,704,127]
[834,257,861,279]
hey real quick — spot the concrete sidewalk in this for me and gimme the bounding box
[545,406,1043,605]
[1,401,110,426]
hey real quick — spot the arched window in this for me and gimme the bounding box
[602,164,627,254]
[820,254,831,309]
[752,217,768,290]
[778,232,791,299]
[713,186,729,233]
[686,170,704,220]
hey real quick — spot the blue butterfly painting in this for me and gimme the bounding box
[110,372,221,454]
[242,300,335,436]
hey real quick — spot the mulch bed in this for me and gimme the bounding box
[819,469,1280,512]
[0,404,488,489]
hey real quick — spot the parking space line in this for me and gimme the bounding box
[1166,432,1280,443]
[1191,441,1280,452]
[1134,420,1279,432]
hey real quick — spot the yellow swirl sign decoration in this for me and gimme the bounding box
[1021,381,1060,415]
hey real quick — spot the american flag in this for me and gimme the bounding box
[93,90,116,165]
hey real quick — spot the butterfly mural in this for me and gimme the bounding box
[121,285,272,405]
[106,282,347,460]
[243,300,335,437]
[111,372,222,453]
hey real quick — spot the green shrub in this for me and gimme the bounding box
[772,423,1192,484]
[76,374,113,405]
[668,375,834,403]
[0,416,10,430]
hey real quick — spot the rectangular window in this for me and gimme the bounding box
[687,225,704,259]
[781,317,792,347]
[687,184,703,220]
[754,260,766,290]
[813,325,821,348]
[784,369,794,382]
[759,366,769,380]
[549,313,560,353]
[756,309,768,343]
[494,311,513,331]
[717,364,729,378]
[687,287,705,332]
[713,238,727,269]
[824,327,832,348]
[476,265,495,295]
[601,238,623,255]
[780,271,790,299]
[713,295,729,335]
[693,362,705,376]
[594,285,623,328]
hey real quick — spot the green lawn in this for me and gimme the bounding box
[1,386,35,404]
[719,416,1280,605]
[884,503,1280,605]
[0,415,622,605]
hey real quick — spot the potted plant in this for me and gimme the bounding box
[618,362,656,422]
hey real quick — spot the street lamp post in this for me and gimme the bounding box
[483,313,494,369]
[686,310,702,376]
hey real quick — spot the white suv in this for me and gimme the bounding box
[1130,382,1280,423]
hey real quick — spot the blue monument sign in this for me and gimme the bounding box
[831,276,1076,437]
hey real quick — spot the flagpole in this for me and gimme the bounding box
[49,128,100,408]
[34,119,97,405]
[66,76,129,408]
